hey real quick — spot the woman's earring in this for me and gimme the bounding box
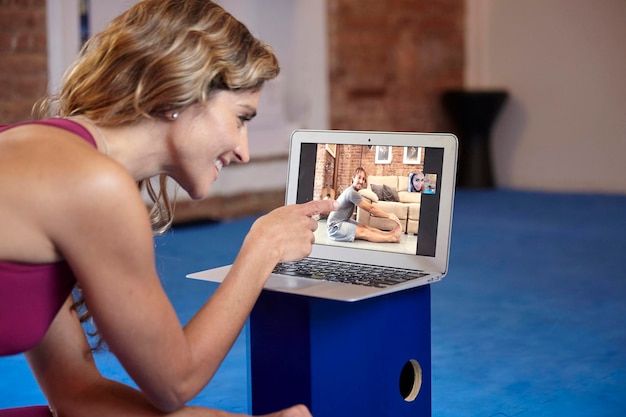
[171,112,179,120]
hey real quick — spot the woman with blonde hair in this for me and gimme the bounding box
[0,1,334,415]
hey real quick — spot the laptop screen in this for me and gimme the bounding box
[286,130,457,273]
[285,129,458,273]
[294,143,445,258]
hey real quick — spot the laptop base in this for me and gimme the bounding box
[250,285,432,417]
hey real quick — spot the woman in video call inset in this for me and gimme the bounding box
[409,171,436,194]
[408,171,426,192]
[0,1,335,416]
[327,167,402,243]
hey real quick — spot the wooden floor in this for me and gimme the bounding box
[173,188,286,223]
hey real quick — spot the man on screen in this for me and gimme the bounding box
[327,167,402,243]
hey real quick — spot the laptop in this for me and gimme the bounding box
[188,129,458,302]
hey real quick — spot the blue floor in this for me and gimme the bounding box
[2,189,626,416]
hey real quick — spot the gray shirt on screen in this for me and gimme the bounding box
[327,187,363,228]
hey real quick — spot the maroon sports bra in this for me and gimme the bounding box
[0,118,97,356]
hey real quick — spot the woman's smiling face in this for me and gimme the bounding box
[412,173,425,190]
[166,89,261,200]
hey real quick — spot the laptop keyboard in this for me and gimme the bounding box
[272,258,427,288]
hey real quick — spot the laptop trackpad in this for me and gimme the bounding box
[265,274,319,290]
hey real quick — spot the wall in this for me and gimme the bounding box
[327,0,464,133]
[4,1,624,195]
[466,0,626,194]
[0,0,48,123]
[329,0,626,194]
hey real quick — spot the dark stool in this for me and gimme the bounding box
[442,90,508,188]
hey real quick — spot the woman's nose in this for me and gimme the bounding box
[233,135,250,163]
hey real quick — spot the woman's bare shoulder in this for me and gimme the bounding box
[0,124,150,262]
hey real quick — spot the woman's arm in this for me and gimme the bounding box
[43,140,334,411]
[26,296,310,417]
[26,296,182,417]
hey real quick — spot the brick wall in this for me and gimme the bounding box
[0,0,48,124]
[328,0,464,133]
[314,144,426,199]
[0,0,463,130]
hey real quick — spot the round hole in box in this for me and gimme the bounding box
[399,359,422,402]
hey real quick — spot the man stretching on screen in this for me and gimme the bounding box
[327,167,402,243]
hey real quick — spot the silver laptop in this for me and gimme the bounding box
[188,129,458,302]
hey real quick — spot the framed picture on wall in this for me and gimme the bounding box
[325,143,336,158]
[375,146,392,164]
[403,146,422,164]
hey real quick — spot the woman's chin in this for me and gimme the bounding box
[190,191,210,201]
[186,185,212,201]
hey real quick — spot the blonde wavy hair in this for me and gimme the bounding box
[37,0,280,234]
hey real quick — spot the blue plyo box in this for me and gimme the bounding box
[249,285,431,417]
